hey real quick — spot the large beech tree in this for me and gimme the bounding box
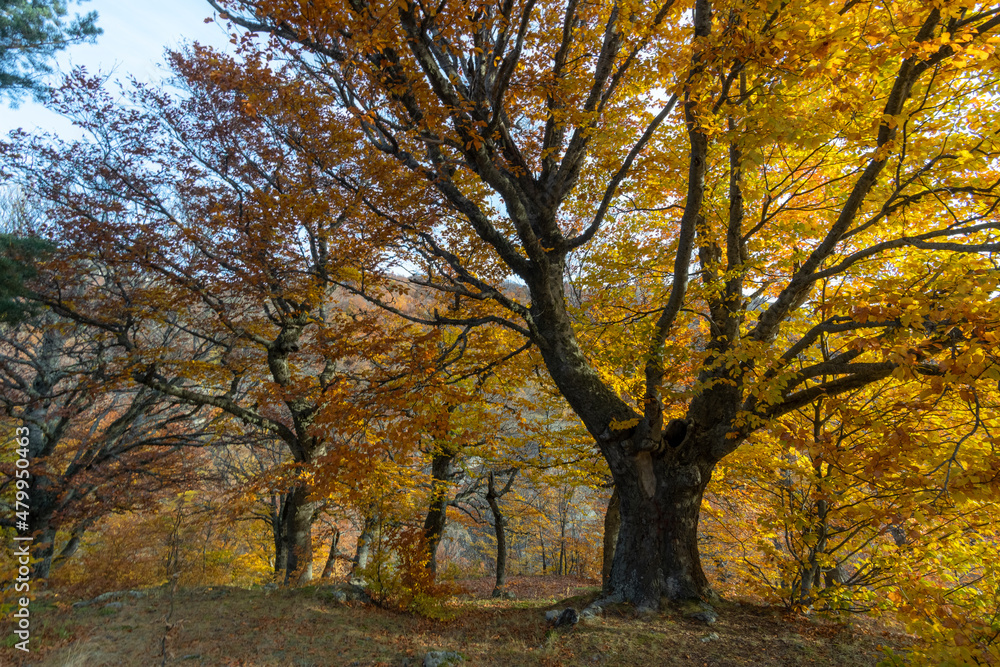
[196,0,1000,608]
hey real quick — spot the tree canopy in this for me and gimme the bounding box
[189,0,1000,607]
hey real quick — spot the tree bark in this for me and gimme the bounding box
[604,457,715,609]
[23,419,61,582]
[271,492,288,579]
[539,529,547,573]
[282,485,318,584]
[558,514,566,576]
[489,506,508,596]
[31,525,57,582]
[24,477,57,581]
[602,486,620,594]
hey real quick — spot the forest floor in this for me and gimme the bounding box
[3,575,915,666]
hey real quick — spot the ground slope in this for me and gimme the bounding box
[3,576,912,666]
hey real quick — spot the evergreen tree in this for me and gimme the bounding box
[0,0,100,105]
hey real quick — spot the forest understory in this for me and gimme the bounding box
[2,575,914,667]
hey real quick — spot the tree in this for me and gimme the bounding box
[0,191,54,324]
[0,232,52,323]
[1,50,415,583]
[0,0,101,104]
[202,0,1000,609]
[0,310,212,579]
[483,468,517,596]
[703,373,1000,610]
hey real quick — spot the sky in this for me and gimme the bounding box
[0,0,234,137]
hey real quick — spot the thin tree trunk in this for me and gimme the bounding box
[539,529,547,573]
[320,528,340,579]
[423,447,455,577]
[486,470,516,597]
[558,515,566,576]
[352,512,379,579]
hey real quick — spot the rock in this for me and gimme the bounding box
[689,609,718,624]
[683,602,718,625]
[545,607,580,627]
[555,608,579,627]
[102,602,124,611]
[422,650,465,666]
[73,589,148,608]
[316,583,371,604]
[579,604,603,620]
[325,588,348,603]
[700,632,720,642]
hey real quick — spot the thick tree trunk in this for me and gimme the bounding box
[422,449,454,577]
[19,417,61,582]
[522,207,734,609]
[604,455,715,608]
[528,281,711,604]
[282,485,318,584]
[602,487,620,594]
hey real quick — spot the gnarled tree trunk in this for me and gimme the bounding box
[605,458,714,608]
